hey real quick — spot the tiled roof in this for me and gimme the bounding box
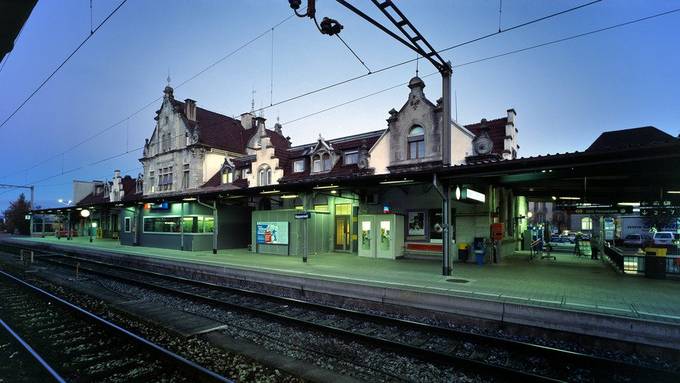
[586,126,677,152]
[465,117,509,156]
[280,131,381,183]
[169,99,247,154]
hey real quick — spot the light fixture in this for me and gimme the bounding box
[667,191,680,194]
[76,207,83,210]
[379,179,414,185]
[182,197,197,201]
[551,196,557,201]
[313,185,338,190]
[558,196,580,200]
[330,190,337,194]
[80,209,90,218]
[115,203,124,207]
[527,211,533,218]
[260,190,280,195]
[281,194,298,199]
[617,202,640,207]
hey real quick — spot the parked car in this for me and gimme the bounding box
[623,234,646,248]
[652,231,675,246]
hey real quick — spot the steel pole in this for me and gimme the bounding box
[212,200,218,254]
[180,202,184,251]
[442,182,451,276]
[441,64,452,166]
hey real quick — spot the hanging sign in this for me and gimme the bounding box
[294,212,311,220]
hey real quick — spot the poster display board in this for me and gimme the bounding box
[256,222,289,245]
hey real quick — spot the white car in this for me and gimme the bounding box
[652,231,675,246]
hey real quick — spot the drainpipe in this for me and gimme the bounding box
[197,197,218,254]
[433,173,452,276]
[180,202,184,251]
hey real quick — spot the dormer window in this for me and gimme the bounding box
[222,170,233,184]
[322,153,332,170]
[312,157,321,172]
[344,150,358,165]
[408,125,425,160]
[293,159,305,173]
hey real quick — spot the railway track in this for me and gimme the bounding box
[8,247,680,383]
[0,267,232,383]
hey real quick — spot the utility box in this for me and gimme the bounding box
[491,223,504,241]
[358,214,404,259]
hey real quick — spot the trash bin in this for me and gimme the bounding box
[644,248,667,279]
[475,249,485,265]
[458,243,469,262]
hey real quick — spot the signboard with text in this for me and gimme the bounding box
[256,222,289,245]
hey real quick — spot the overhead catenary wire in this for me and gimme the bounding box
[336,34,372,74]
[282,7,680,127]
[0,13,295,182]
[0,1,639,191]
[0,0,129,131]
[251,0,604,116]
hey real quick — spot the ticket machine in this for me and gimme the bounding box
[358,214,404,259]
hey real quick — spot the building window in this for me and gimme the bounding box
[149,171,155,193]
[293,159,305,173]
[182,164,190,189]
[142,216,212,233]
[185,132,190,146]
[124,217,131,232]
[322,153,332,171]
[581,217,593,231]
[344,151,358,165]
[222,170,233,184]
[158,166,173,191]
[258,165,272,186]
[408,125,425,160]
[312,157,321,172]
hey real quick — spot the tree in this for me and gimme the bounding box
[2,193,31,235]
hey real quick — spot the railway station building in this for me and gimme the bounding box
[28,78,680,277]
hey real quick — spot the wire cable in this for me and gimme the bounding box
[252,0,604,115]
[282,7,680,127]
[0,14,294,182]
[336,34,372,73]
[0,0,129,131]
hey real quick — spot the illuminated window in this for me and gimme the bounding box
[581,217,593,231]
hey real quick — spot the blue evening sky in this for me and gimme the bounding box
[0,0,678,210]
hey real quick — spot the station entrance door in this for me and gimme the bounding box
[358,214,404,259]
[335,216,351,251]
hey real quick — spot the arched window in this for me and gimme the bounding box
[258,165,272,186]
[581,217,593,231]
[408,125,425,160]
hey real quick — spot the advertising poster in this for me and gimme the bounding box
[408,211,425,236]
[256,222,289,245]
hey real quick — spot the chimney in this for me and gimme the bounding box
[255,116,266,133]
[240,112,254,129]
[114,169,121,179]
[274,122,283,135]
[185,99,197,121]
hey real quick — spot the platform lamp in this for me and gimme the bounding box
[80,209,92,242]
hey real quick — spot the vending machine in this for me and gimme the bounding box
[358,214,404,259]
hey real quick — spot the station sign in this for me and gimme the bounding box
[294,212,311,220]
[455,186,485,203]
[145,202,169,211]
[572,207,632,215]
[640,200,680,216]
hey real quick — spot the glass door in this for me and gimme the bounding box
[335,216,350,251]
[377,219,392,258]
[359,219,374,257]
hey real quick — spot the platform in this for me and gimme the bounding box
[3,235,680,350]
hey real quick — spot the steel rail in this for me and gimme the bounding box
[0,268,233,383]
[0,318,67,383]
[36,250,678,380]
[29,250,679,383]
